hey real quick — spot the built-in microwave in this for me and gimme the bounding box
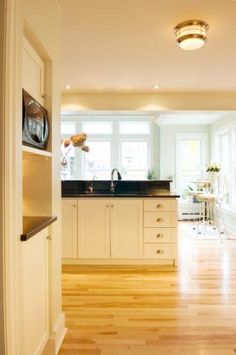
[22,89,49,150]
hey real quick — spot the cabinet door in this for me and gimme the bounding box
[22,229,49,355]
[23,37,45,105]
[62,199,78,258]
[111,199,143,258]
[78,199,110,258]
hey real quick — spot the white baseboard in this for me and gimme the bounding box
[43,313,67,355]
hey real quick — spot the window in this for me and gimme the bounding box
[176,134,208,197]
[61,115,153,180]
[61,122,76,135]
[211,120,236,211]
[120,141,149,179]
[215,130,231,206]
[83,141,111,179]
[217,132,230,176]
[82,121,112,135]
[119,121,150,135]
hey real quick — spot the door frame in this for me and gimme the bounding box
[1,0,24,353]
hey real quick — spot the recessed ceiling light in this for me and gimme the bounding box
[65,85,71,90]
[153,84,159,89]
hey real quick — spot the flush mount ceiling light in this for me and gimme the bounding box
[174,20,209,51]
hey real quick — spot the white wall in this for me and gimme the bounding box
[159,125,210,184]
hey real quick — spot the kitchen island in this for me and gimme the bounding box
[61,180,179,266]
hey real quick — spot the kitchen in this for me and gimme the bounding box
[1,1,236,355]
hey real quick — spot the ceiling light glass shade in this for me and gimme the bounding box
[174,20,209,51]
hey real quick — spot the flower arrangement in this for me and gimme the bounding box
[61,132,89,167]
[206,161,221,173]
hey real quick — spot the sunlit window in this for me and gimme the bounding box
[216,132,230,204]
[61,116,152,180]
[83,141,111,179]
[119,121,150,135]
[61,143,76,180]
[61,122,76,135]
[120,141,149,179]
[176,135,207,197]
[82,121,112,135]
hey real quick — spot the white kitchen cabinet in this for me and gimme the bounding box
[22,229,49,355]
[143,198,178,265]
[62,197,178,265]
[144,211,177,228]
[78,199,110,258]
[23,37,45,105]
[110,199,143,258]
[62,199,78,258]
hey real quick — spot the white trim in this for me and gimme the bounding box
[3,0,24,353]
[0,1,6,353]
[22,145,52,157]
[42,313,67,355]
[61,110,157,118]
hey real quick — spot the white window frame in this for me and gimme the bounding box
[61,113,155,180]
[82,137,113,180]
[176,133,209,196]
[213,125,236,210]
[119,137,151,180]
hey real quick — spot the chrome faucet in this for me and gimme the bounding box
[110,168,122,193]
[88,175,97,193]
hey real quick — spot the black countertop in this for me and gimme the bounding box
[21,216,57,241]
[62,180,180,198]
[63,191,179,198]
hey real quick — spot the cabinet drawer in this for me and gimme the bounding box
[144,199,176,212]
[144,228,176,243]
[144,212,177,227]
[144,243,175,259]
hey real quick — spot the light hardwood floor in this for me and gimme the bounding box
[59,224,236,355]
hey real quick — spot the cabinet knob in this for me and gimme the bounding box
[106,204,109,208]
[156,218,164,222]
[73,204,76,207]
[46,235,52,240]
[156,249,164,254]
[156,204,163,208]
[111,205,114,208]
[156,233,164,238]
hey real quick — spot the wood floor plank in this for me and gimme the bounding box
[59,224,236,354]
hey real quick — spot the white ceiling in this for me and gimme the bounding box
[59,0,236,93]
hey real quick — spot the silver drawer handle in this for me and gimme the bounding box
[156,233,164,238]
[156,204,163,208]
[156,249,164,254]
[156,218,164,222]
